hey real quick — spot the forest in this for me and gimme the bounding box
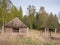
[0,0,60,31]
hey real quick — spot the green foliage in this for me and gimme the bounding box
[0,1,23,26]
[53,15,58,28]
[23,6,59,31]
[24,5,36,29]
[34,12,40,29]
[47,13,54,29]
[18,6,23,20]
[0,1,59,31]
[39,12,48,29]
[0,0,12,26]
[57,23,60,31]
[23,15,29,27]
[47,13,58,29]
[34,7,48,30]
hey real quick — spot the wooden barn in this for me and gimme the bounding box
[2,17,28,36]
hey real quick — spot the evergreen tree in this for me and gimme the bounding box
[27,5,36,29]
[47,13,58,29]
[47,12,54,29]
[23,15,28,27]
[53,15,58,29]
[7,6,18,21]
[39,6,48,29]
[18,6,23,20]
[34,12,40,29]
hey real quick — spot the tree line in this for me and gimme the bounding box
[0,0,60,31]
[23,6,59,30]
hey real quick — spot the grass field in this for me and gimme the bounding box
[0,29,59,45]
[0,37,55,45]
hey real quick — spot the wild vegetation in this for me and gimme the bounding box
[0,0,60,31]
[0,37,55,45]
[0,0,60,45]
[0,29,56,45]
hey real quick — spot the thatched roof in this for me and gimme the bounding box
[5,17,27,28]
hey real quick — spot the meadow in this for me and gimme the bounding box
[0,29,56,45]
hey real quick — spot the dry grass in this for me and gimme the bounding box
[0,37,55,45]
[27,29,60,45]
[0,29,60,45]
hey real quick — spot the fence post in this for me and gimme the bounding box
[55,28,57,34]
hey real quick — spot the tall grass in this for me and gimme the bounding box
[0,37,55,45]
[16,37,41,45]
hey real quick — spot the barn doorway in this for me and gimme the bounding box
[13,28,19,33]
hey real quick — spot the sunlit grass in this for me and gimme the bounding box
[16,37,41,45]
[0,37,55,45]
[0,29,56,45]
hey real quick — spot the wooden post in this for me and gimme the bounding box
[50,31,51,37]
[27,27,29,33]
[45,28,46,33]
[44,27,46,37]
[2,25,4,35]
[55,28,57,34]
[26,27,29,36]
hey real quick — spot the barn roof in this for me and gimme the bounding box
[5,17,27,28]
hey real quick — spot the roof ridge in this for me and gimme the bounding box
[5,17,27,28]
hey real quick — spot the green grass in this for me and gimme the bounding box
[16,37,41,45]
[43,42,55,45]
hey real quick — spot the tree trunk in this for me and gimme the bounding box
[2,25,4,35]
[50,31,51,38]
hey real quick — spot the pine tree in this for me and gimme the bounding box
[39,7,48,29]
[27,5,36,29]
[18,6,23,20]
[47,12,54,29]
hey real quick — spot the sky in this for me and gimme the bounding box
[11,0,60,15]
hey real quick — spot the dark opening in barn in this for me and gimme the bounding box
[13,28,19,32]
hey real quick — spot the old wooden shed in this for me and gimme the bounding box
[3,17,28,36]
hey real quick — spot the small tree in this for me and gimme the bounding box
[27,5,36,29]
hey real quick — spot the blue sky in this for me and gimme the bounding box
[11,0,60,15]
